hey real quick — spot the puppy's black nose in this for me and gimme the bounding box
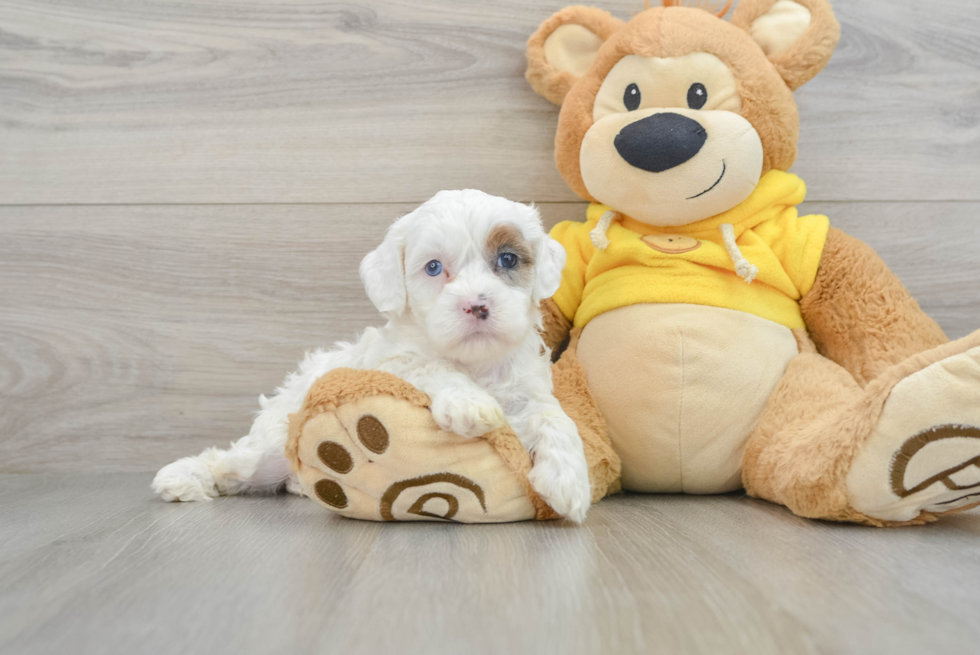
[467,304,490,320]
[614,112,707,173]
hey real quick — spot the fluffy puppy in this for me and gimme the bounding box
[152,190,592,522]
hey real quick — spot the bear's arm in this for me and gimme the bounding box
[800,227,948,386]
[541,296,572,353]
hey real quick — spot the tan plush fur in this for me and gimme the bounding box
[744,330,980,526]
[742,350,869,522]
[525,6,625,105]
[541,296,572,353]
[801,228,949,387]
[552,328,623,501]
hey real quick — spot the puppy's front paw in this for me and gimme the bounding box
[152,457,218,502]
[528,454,592,524]
[430,388,506,439]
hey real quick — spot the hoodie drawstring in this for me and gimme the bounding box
[590,211,620,250]
[719,223,758,284]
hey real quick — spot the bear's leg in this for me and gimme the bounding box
[287,357,622,523]
[742,336,866,521]
[287,368,555,522]
[744,330,980,526]
[801,227,950,386]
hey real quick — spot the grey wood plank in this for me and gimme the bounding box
[0,473,977,655]
[1,201,977,473]
[0,474,155,563]
[1,0,978,204]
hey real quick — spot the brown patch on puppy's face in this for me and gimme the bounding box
[485,223,535,288]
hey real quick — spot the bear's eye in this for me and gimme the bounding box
[425,260,443,276]
[623,83,641,111]
[687,83,708,110]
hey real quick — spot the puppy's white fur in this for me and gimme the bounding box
[152,190,592,523]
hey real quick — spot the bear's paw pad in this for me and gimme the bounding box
[290,377,540,523]
[848,345,980,522]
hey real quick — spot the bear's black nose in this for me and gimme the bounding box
[614,112,707,173]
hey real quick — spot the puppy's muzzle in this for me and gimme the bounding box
[614,112,707,173]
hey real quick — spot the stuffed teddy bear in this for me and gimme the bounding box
[287,0,980,526]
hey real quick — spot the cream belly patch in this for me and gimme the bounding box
[576,303,799,494]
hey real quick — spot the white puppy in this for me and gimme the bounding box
[152,190,592,522]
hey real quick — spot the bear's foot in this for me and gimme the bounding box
[847,337,980,523]
[286,368,558,523]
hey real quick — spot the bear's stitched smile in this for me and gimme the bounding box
[687,160,727,200]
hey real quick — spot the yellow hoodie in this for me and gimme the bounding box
[550,171,829,331]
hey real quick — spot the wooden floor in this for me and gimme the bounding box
[3,0,980,652]
[1,474,978,655]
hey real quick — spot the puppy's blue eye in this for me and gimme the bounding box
[425,260,443,276]
[497,253,518,269]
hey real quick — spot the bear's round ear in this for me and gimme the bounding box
[731,0,841,91]
[526,6,624,105]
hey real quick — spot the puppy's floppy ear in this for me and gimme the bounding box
[533,236,567,303]
[732,0,840,91]
[360,223,406,317]
[526,6,624,105]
